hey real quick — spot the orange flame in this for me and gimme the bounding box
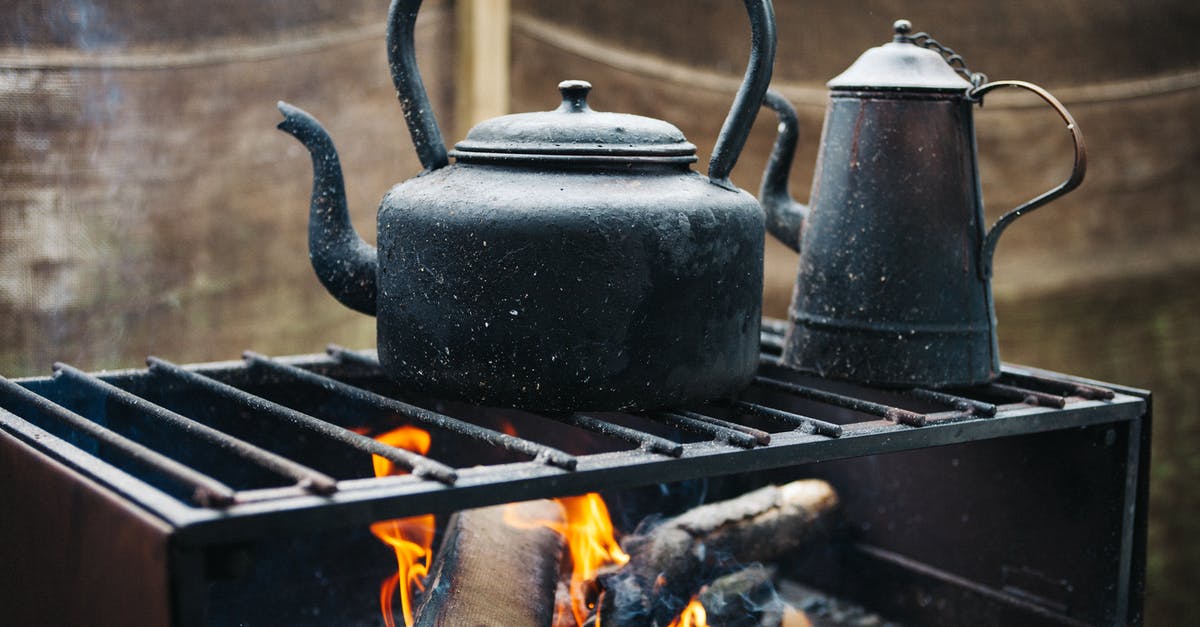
[506,493,630,626]
[667,597,709,627]
[370,426,435,627]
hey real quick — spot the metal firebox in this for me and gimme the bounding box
[0,322,1149,626]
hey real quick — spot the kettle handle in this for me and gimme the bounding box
[758,89,807,251]
[386,0,777,184]
[708,0,778,188]
[387,0,450,172]
[974,80,1087,279]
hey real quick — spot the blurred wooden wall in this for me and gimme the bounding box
[2,0,1198,623]
[0,0,453,374]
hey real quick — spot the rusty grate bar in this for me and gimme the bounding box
[678,408,772,445]
[761,318,790,336]
[648,410,760,448]
[906,388,998,417]
[754,375,928,427]
[559,413,683,457]
[52,363,338,495]
[0,350,1145,538]
[759,353,783,367]
[985,382,1068,409]
[146,357,459,484]
[0,375,237,507]
[1000,371,1116,401]
[724,399,844,438]
[242,352,578,471]
[760,331,786,353]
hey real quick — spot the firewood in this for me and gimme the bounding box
[599,480,838,627]
[414,499,566,627]
[552,580,580,627]
[699,565,787,627]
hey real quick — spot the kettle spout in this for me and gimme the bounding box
[277,102,378,316]
[759,90,808,252]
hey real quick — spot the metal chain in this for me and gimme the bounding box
[908,32,988,88]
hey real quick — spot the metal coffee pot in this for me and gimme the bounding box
[276,0,777,410]
[759,20,1086,388]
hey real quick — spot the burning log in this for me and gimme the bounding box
[414,499,566,627]
[599,479,838,627]
[699,565,787,627]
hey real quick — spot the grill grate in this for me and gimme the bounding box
[0,323,1144,547]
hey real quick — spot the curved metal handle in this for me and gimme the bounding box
[758,89,807,251]
[708,0,778,188]
[389,0,777,184]
[974,80,1087,278]
[388,0,450,173]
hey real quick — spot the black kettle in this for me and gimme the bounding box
[760,20,1086,388]
[276,0,777,410]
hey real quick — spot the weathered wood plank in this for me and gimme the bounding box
[455,0,511,139]
[414,499,566,627]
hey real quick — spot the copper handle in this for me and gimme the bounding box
[974,80,1087,279]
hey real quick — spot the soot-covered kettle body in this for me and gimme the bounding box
[276,0,778,410]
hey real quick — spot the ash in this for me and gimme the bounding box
[777,579,903,627]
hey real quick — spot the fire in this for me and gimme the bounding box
[667,597,708,627]
[557,493,631,626]
[505,493,630,626]
[370,426,436,627]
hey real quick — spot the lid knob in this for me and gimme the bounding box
[893,19,913,42]
[557,80,593,113]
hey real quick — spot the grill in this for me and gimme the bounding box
[0,320,1149,626]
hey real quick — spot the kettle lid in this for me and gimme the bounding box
[450,81,698,166]
[827,20,974,91]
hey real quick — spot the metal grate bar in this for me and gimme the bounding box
[760,332,786,353]
[146,357,459,484]
[1000,371,1115,401]
[725,399,843,438]
[906,388,998,417]
[0,375,237,507]
[921,410,976,424]
[242,352,578,471]
[985,382,1068,409]
[754,375,928,427]
[559,413,683,457]
[648,410,760,448]
[678,409,771,445]
[53,363,338,495]
[761,318,790,336]
[0,349,1146,529]
[327,345,382,368]
[759,353,782,367]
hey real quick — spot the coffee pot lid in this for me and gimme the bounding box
[450,81,698,166]
[827,20,974,91]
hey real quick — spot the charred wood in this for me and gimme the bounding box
[699,564,787,627]
[599,480,838,627]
